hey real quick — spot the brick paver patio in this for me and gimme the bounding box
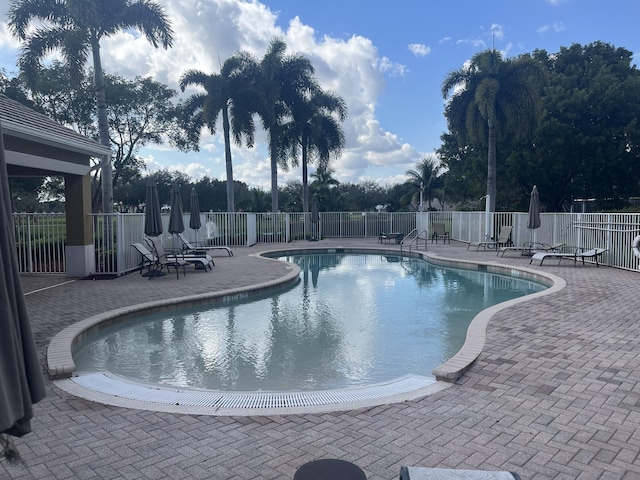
[2,239,640,479]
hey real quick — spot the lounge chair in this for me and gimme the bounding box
[133,241,188,279]
[529,247,607,267]
[400,466,521,479]
[131,243,157,275]
[468,226,513,251]
[178,232,233,257]
[431,222,450,244]
[497,242,564,257]
[146,237,214,276]
[379,232,404,244]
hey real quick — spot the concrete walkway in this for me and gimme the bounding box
[3,239,640,479]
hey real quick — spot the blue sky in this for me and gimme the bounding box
[0,0,638,191]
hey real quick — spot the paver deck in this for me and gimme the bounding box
[3,239,640,479]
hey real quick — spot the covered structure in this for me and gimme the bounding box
[0,94,111,277]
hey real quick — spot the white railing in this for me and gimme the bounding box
[13,213,66,274]
[14,211,640,275]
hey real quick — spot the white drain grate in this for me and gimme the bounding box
[59,373,441,414]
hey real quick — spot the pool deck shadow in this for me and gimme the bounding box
[6,238,640,479]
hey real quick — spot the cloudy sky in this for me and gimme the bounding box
[0,0,638,190]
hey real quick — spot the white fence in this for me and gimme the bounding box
[13,210,640,275]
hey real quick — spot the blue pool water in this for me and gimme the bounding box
[73,253,545,392]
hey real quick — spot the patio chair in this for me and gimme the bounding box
[529,247,607,267]
[178,232,233,257]
[400,466,521,480]
[497,242,564,257]
[131,243,157,275]
[468,226,513,251]
[379,232,404,244]
[146,237,213,278]
[431,222,450,244]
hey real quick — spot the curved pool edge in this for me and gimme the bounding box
[424,251,566,382]
[54,373,451,416]
[47,245,565,416]
[46,257,301,380]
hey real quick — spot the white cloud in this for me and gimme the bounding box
[490,24,505,41]
[0,0,428,189]
[537,22,566,34]
[408,43,431,57]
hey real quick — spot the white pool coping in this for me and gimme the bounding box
[55,373,450,416]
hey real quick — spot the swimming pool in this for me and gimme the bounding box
[72,253,546,393]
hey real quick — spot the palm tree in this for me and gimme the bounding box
[441,49,543,213]
[281,89,347,217]
[404,157,443,211]
[180,53,257,213]
[310,166,340,210]
[254,37,317,213]
[8,0,173,213]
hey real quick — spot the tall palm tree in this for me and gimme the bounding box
[255,37,317,213]
[441,49,543,213]
[8,0,173,213]
[281,89,347,216]
[180,53,257,213]
[404,157,443,211]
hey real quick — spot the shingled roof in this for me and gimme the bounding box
[0,94,111,158]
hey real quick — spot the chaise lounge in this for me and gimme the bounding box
[399,466,521,479]
[529,247,607,267]
[468,226,513,251]
[132,241,190,279]
[497,242,564,257]
[178,232,233,257]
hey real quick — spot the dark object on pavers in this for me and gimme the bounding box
[294,458,367,479]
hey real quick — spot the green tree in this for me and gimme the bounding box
[282,88,347,218]
[180,52,257,213]
[404,157,444,211]
[9,0,173,213]
[441,49,544,212]
[254,37,317,212]
[7,65,192,211]
[514,42,640,211]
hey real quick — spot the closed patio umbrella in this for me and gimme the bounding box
[189,187,201,243]
[0,120,46,454]
[168,184,185,250]
[527,185,541,246]
[527,185,541,230]
[144,178,163,238]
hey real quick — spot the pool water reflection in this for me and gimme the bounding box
[73,254,545,392]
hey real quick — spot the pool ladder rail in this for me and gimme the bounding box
[400,229,429,255]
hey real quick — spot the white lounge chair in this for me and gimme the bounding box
[178,232,233,257]
[529,247,607,267]
[400,466,521,479]
[468,226,513,251]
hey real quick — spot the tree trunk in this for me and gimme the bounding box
[222,105,235,213]
[269,126,278,213]
[92,40,113,214]
[302,132,310,215]
[486,119,497,213]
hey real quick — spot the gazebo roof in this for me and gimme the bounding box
[0,94,111,176]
